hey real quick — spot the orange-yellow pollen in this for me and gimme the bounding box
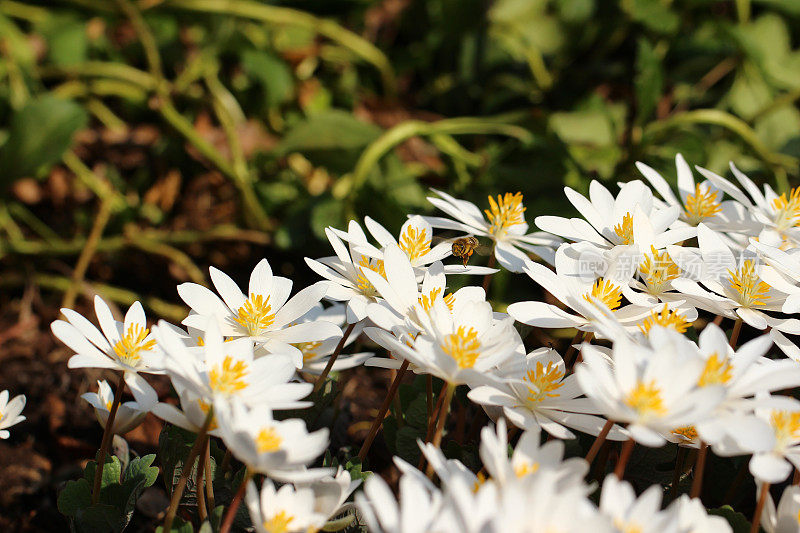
[419,288,443,312]
[263,510,294,533]
[697,353,733,387]
[293,340,323,363]
[638,305,690,335]
[614,212,634,245]
[441,326,481,369]
[112,323,156,366]
[684,183,722,224]
[583,278,623,311]
[399,226,431,262]
[485,192,526,235]
[772,187,800,230]
[771,411,800,446]
[234,293,276,336]
[208,356,249,395]
[727,260,770,307]
[639,246,680,293]
[625,380,667,418]
[256,426,283,453]
[354,256,386,297]
[514,462,540,478]
[525,361,564,403]
[671,425,698,442]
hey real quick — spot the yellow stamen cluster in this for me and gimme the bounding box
[638,305,690,336]
[639,246,680,294]
[485,192,526,235]
[697,353,733,387]
[293,340,323,363]
[514,462,540,478]
[625,380,667,418]
[441,326,481,369]
[671,425,698,442]
[419,288,443,312]
[443,292,455,311]
[112,324,156,366]
[771,411,800,447]
[614,212,634,245]
[772,187,800,230]
[583,278,623,311]
[525,361,564,404]
[684,183,722,224]
[472,471,488,493]
[263,511,294,533]
[399,226,431,262]
[197,399,218,431]
[234,293,276,336]
[256,427,283,453]
[727,260,770,307]
[209,355,249,395]
[354,256,386,298]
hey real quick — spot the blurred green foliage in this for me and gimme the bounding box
[1,0,800,312]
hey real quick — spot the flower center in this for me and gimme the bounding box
[514,462,539,478]
[772,187,800,230]
[256,426,283,453]
[263,510,294,533]
[614,212,634,245]
[112,323,156,367]
[671,425,698,442]
[472,471,488,493]
[441,326,481,369]
[727,260,770,307]
[197,399,218,431]
[419,288,442,312]
[399,226,431,263]
[625,380,667,418]
[234,293,276,336]
[697,353,733,387]
[639,246,680,294]
[208,355,249,395]
[583,278,623,311]
[525,361,564,404]
[293,340,324,363]
[684,183,722,224]
[638,305,690,336]
[771,411,800,448]
[354,257,385,298]
[485,192,526,236]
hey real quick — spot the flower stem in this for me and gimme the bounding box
[585,419,614,465]
[729,317,743,348]
[219,469,251,533]
[562,329,584,370]
[196,437,209,522]
[92,371,126,505]
[690,442,708,499]
[751,482,769,533]
[427,382,456,478]
[671,446,689,499]
[162,409,215,532]
[614,438,635,479]
[313,322,356,393]
[481,253,497,293]
[418,389,448,470]
[358,359,410,460]
[205,442,216,513]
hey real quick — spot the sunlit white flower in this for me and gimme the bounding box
[760,484,800,533]
[667,494,733,533]
[468,347,627,441]
[178,259,340,368]
[366,296,523,386]
[576,326,725,446]
[0,390,26,439]
[154,320,310,409]
[245,479,326,533]
[82,380,146,435]
[151,387,222,436]
[598,475,678,533]
[52,296,162,408]
[292,304,371,374]
[216,400,330,482]
[298,466,361,525]
[699,163,800,248]
[355,468,443,533]
[422,189,562,271]
[535,180,695,252]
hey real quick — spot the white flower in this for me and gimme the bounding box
[742,397,800,483]
[366,296,523,386]
[178,259,340,368]
[0,390,26,439]
[82,380,146,435]
[298,467,361,523]
[535,180,694,252]
[760,484,800,533]
[667,495,733,533]
[51,296,162,408]
[468,347,627,441]
[151,387,221,436]
[598,475,678,533]
[292,304,371,374]
[245,479,326,533]
[215,400,330,482]
[356,468,443,533]
[154,320,311,410]
[576,326,725,446]
[421,189,562,271]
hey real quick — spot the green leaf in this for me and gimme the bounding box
[634,38,663,124]
[57,478,92,517]
[158,424,201,504]
[395,425,425,464]
[708,506,751,533]
[117,454,160,526]
[47,22,88,66]
[155,514,194,533]
[241,49,294,107]
[621,0,679,34]
[83,455,123,496]
[277,111,382,155]
[728,61,773,120]
[0,95,88,181]
[549,109,614,146]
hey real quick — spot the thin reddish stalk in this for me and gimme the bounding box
[585,419,614,465]
[314,322,356,393]
[690,442,708,499]
[750,482,769,533]
[92,372,126,504]
[614,438,635,479]
[219,470,251,533]
[427,383,456,478]
[358,359,410,460]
